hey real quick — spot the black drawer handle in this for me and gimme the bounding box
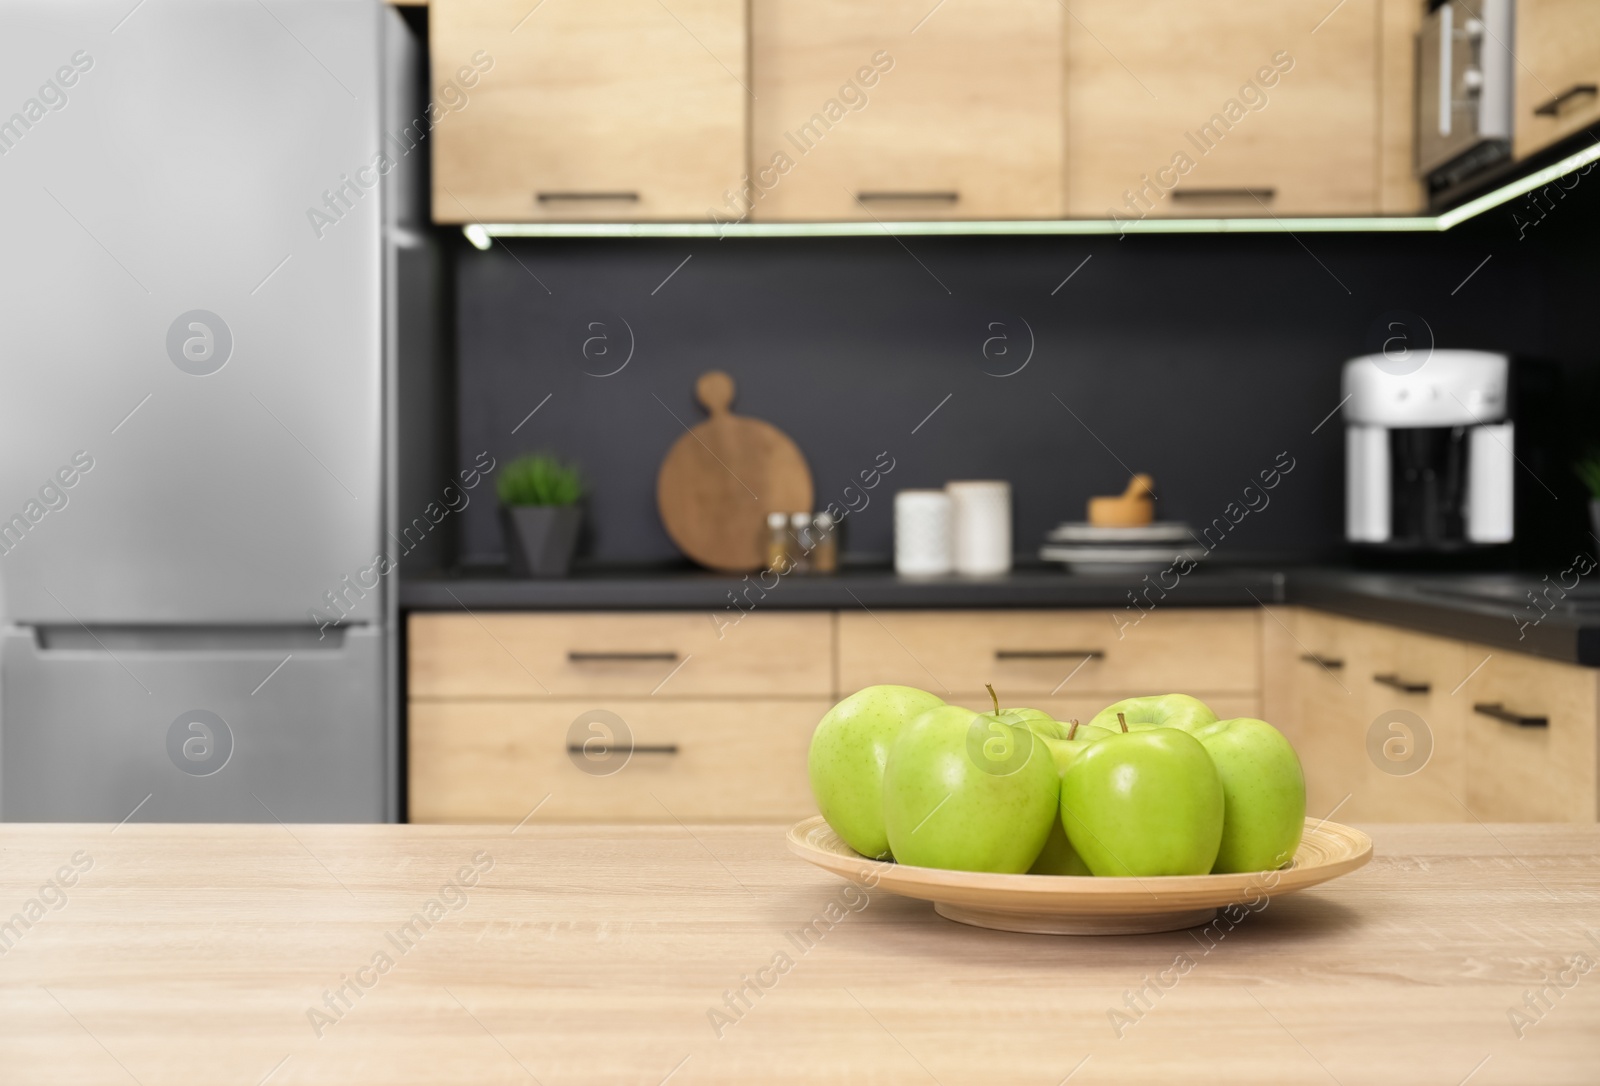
[1533,84,1598,117]
[1373,673,1431,694]
[566,743,679,755]
[537,191,641,203]
[1170,187,1276,202]
[857,191,959,203]
[994,649,1105,661]
[1300,653,1344,669]
[1473,702,1549,728]
[568,652,680,663]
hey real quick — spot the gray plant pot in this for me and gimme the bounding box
[501,505,582,578]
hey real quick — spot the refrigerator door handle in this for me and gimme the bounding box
[27,625,354,654]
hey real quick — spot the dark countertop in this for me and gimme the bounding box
[399,564,1286,612]
[400,564,1600,667]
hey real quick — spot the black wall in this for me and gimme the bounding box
[452,176,1598,570]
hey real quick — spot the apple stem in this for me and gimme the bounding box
[986,683,1000,716]
[1116,712,1129,733]
[1067,719,1080,740]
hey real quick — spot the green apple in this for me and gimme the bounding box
[1191,717,1306,873]
[808,685,945,859]
[1029,719,1110,876]
[1004,706,1065,740]
[1039,719,1115,777]
[1090,693,1218,734]
[1028,815,1092,876]
[1060,722,1224,877]
[883,698,1059,874]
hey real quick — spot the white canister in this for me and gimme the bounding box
[894,490,953,576]
[946,480,1012,576]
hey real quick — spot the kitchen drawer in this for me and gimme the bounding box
[1513,0,1600,160]
[409,612,834,699]
[837,609,1259,697]
[1461,651,1599,822]
[409,699,827,822]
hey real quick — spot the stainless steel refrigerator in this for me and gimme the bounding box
[0,0,420,821]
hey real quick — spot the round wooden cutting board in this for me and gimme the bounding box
[657,371,814,572]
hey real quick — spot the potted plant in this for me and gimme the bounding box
[498,454,584,577]
[1577,452,1600,544]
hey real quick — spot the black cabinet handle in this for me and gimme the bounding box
[1170,187,1276,202]
[1533,84,1598,117]
[568,651,680,663]
[1300,653,1344,669]
[1373,673,1432,694]
[994,649,1105,661]
[537,191,641,203]
[856,191,959,203]
[1473,702,1549,728]
[566,743,679,755]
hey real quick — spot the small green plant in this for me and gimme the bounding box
[498,454,584,507]
[1576,453,1600,499]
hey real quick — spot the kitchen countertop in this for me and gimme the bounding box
[401,565,1600,667]
[3,822,1597,1085]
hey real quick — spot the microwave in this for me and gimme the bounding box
[1417,0,1514,192]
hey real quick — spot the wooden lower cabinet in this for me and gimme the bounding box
[837,608,1260,699]
[1461,650,1599,822]
[410,699,829,823]
[1273,607,1599,822]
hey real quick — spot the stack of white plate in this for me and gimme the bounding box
[1039,522,1207,574]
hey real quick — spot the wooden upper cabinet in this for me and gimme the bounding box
[430,0,748,223]
[747,0,1065,221]
[1513,0,1600,160]
[1065,0,1380,218]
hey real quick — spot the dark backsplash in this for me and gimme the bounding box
[450,180,1598,570]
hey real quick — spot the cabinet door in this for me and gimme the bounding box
[837,609,1259,699]
[408,612,835,699]
[1460,652,1599,821]
[409,699,829,822]
[1281,610,1373,821]
[748,0,1064,221]
[1065,0,1379,217]
[1513,0,1600,159]
[1355,625,1469,821]
[431,0,747,222]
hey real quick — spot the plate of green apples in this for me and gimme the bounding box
[793,685,1371,935]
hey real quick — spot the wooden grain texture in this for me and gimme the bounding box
[1378,0,1426,212]
[788,815,1372,935]
[1271,607,1599,824]
[1513,0,1600,159]
[748,0,1064,220]
[407,611,835,699]
[430,0,747,222]
[836,608,1261,696]
[1065,0,1380,217]
[657,372,814,573]
[1459,647,1600,822]
[409,698,831,822]
[1,822,1598,1085]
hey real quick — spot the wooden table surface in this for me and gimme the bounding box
[2,822,1598,1085]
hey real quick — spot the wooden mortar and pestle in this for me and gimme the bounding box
[1087,474,1155,527]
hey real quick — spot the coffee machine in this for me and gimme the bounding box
[1343,350,1513,554]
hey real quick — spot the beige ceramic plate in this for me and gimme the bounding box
[786,816,1372,935]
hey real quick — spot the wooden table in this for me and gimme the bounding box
[2,823,1597,1085]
